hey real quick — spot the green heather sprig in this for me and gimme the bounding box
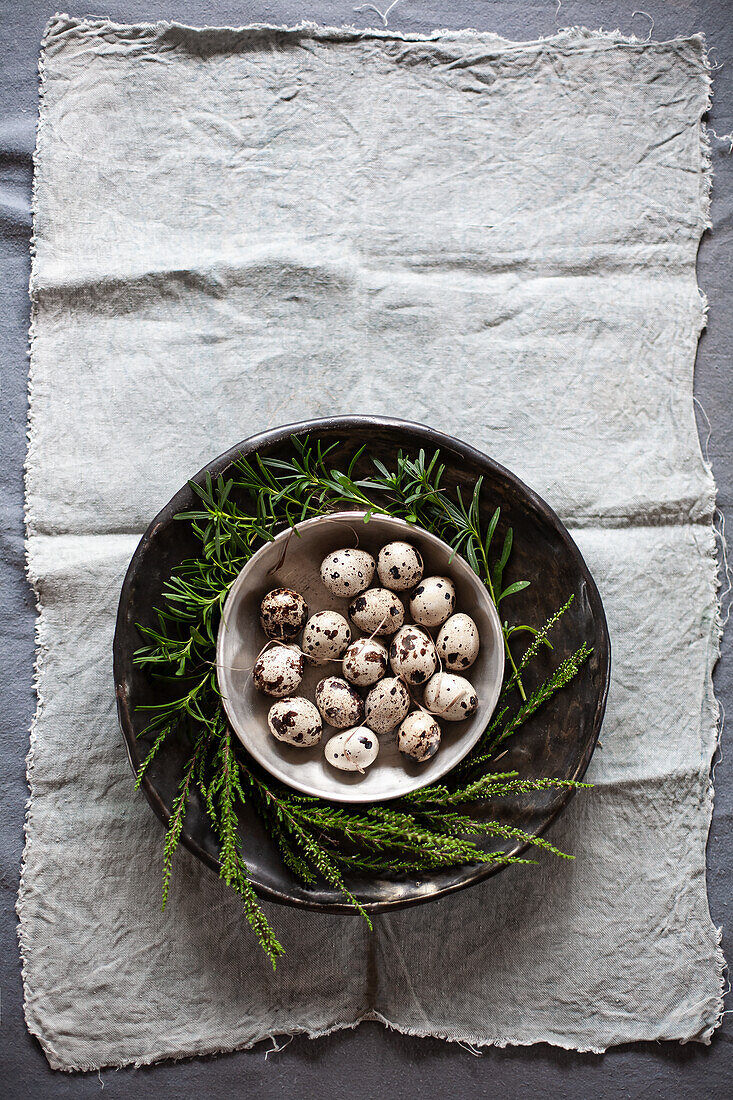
[132,437,592,966]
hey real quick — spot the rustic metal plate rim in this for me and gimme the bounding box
[113,414,611,914]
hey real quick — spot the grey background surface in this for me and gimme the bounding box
[1,1,731,1097]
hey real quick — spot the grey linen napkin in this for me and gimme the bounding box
[20,17,724,1069]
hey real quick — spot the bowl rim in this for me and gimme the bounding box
[215,509,505,802]
[114,413,611,913]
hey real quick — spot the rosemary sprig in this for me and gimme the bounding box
[132,437,592,966]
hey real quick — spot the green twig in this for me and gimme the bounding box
[133,437,592,964]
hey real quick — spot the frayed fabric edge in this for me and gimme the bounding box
[43,12,710,56]
[39,997,729,1074]
[31,1012,622,1073]
[690,40,728,1048]
[16,20,53,1063]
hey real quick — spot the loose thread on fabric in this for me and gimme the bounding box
[630,11,655,42]
[264,1034,294,1059]
[715,510,733,627]
[353,0,403,28]
[456,1039,483,1056]
[694,395,713,464]
[711,700,724,784]
[709,128,733,153]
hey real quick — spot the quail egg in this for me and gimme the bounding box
[364,676,411,734]
[342,637,389,686]
[320,548,376,598]
[315,676,364,729]
[389,625,437,685]
[252,645,304,697]
[259,587,308,641]
[436,613,480,671]
[267,696,322,747]
[398,711,442,763]
[348,588,404,636]
[376,541,424,591]
[301,610,351,665]
[324,726,380,773]
[423,672,478,722]
[409,575,456,628]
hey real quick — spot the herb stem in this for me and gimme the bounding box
[132,438,591,964]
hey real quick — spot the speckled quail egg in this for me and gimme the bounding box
[320,548,376,598]
[259,587,308,641]
[364,676,411,734]
[423,672,478,722]
[348,588,404,636]
[267,697,322,747]
[301,611,351,665]
[389,625,437,686]
[436,613,480,671]
[315,676,364,729]
[342,637,389,686]
[252,645,304,697]
[324,726,380,773]
[409,575,456,627]
[398,712,442,763]
[376,541,424,591]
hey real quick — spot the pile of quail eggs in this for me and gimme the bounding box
[253,541,481,775]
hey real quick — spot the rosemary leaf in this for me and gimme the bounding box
[133,437,593,965]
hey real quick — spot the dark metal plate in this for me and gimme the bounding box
[113,416,610,913]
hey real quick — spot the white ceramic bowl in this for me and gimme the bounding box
[216,511,504,802]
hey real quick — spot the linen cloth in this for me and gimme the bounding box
[20,17,724,1069]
